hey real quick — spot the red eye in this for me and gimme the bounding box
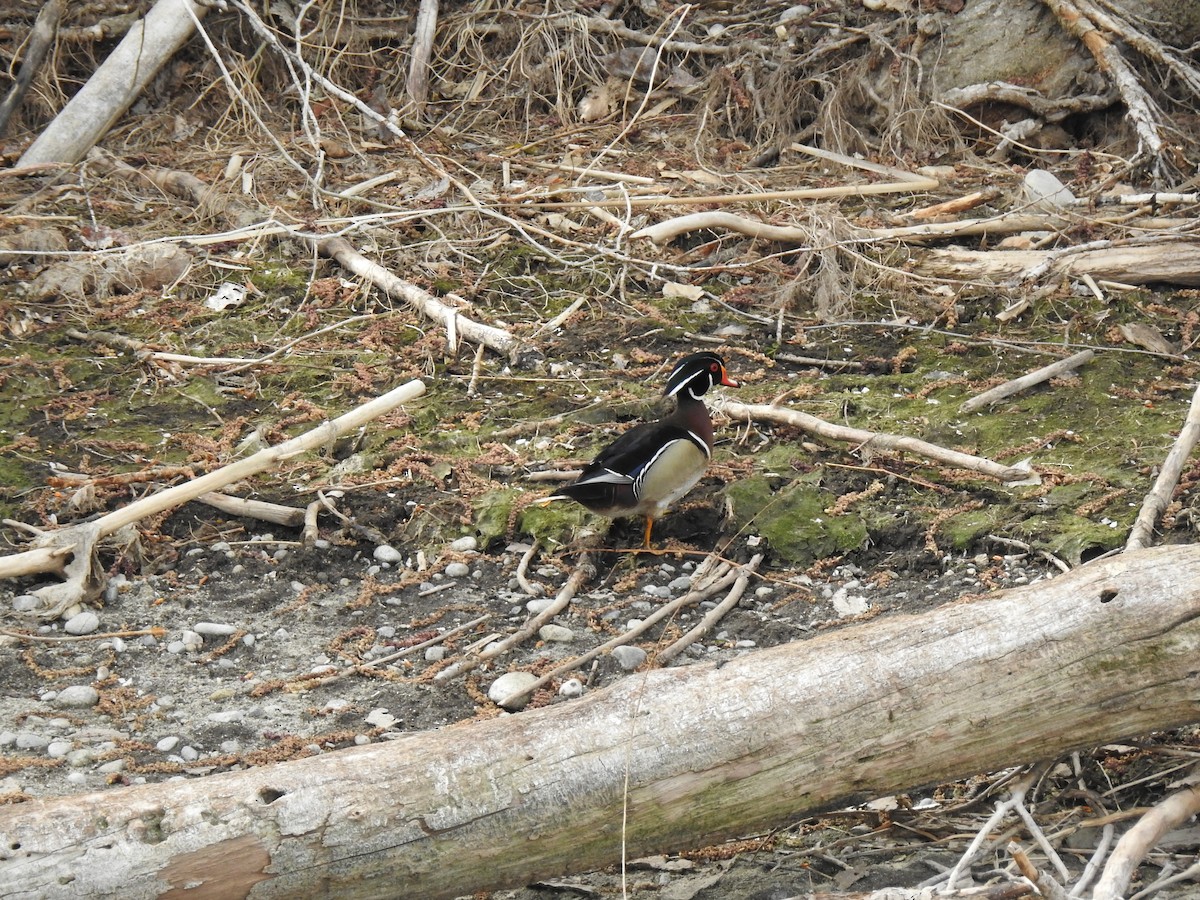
[710,363,719,371]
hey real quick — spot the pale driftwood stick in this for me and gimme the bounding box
[633,211,811,245]
[88,153,525,364]
[545,179,938,213]
[514,159,656,185]
[514,540,543,597]
[1125,382,1200,551]
[0,380,426,619]
[88,148,271,232]
[715,399,1035,484]
[960,349,1095,413]
[497,559,743,708]
[195,493,306,528]
[909,188,1001,220]
[911,240,1200,288]
[301,614,491,690]
[630,208,1145,248]
[18,0,208,166]
[405,0,438,113]
[654,553,763,666]
[2,546,1199,899]
[0,0,65,137]
[433,551,593,684]
[786,143,937,184]
[317,236,525,363]
[1009,842,1072,900]
[1091,779,1200,900]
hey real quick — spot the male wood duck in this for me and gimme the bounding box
[540,352,739,547]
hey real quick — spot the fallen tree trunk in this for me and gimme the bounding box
[910,239,1200,286]
[3,545,1200,899]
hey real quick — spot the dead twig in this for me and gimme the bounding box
[195,493,307,528]
[715,399,1037,485]
[655,553,763,665]
[317,236,525,363]
[0,380,426,619]
[433,551,594,684]
[1125,383,1200,551]
[496,556,746,709]
[0,0,65,138]
[960,349,1095,414]
[0,626,166,643]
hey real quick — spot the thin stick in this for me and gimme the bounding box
[0,626,166,643]
[553,178,939,214]
[497,559,743,709]
[433,551,593,683]
[1125,382,1200,551]
[0,0,66,138]
[195,492,306,528]
[655,553,763,665]
[515,540,543,597]
[318,236,523,362]
[786,142,936,184]
[960,349,1095,413]
[0,380,426,617]
[716,399,1035,484]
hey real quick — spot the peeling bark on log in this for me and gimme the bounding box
[2,546,1200,899]
[910,240,1200,286]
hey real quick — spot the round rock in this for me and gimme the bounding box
[610,645,647,671]
[373,544,403,565]
[487,672,539,711]
[450,535,478,553]
[193,622,237,637]
[54,685,100,709]
[63,611,100,636]
[444,562,471,578]
[538,624,574,643]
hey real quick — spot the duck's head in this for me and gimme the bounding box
[664,352,739,401]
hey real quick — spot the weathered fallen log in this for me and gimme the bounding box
[2,545,1199,899]
[910,240,1200,286]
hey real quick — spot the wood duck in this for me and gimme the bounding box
[540,352,739,547]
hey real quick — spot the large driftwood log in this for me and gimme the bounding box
[910,240,1200,286]
[3,545,1200,899]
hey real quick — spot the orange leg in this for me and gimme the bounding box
[642,516,654,549]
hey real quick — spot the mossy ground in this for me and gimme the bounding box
[2,256,1196,575]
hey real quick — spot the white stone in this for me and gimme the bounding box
[54,686,100,709]
[450,535,478,552]
[538,624,574,643]
[487,672,539,711]
[157,736,181,753]
[63,611,100,635]
[444,562,470,578]
[365,708,397,729]
[558,679,584,699]
[193,622,237,636]
[373,544,403,564]
[1023,169,1076,211]
[611,646,647,671]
